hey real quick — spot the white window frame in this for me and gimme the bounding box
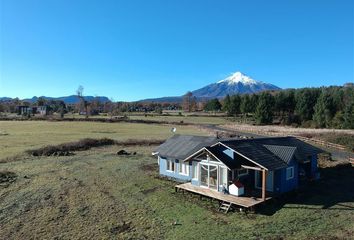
[219,166,228,189]
[286,167,294,180]
[237,168,248,177]
[192,162,198,180]
[166,159,175,172]
[179,162,189,176]
[199,162,219,191]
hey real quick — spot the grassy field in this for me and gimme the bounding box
[1,145,353,239]
[127,115,232,125]
[57,112,232,125]
[0,120,353,239]
[0,121,206,160]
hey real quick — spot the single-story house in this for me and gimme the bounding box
[154,134,323,207]
[37,105,49,115]
[17,106,35,115]
[17,105,49,116]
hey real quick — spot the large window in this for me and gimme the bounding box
[166,160,175,172]
[200,163,218,190]
[179,162,189,175]
[286,167,294,180]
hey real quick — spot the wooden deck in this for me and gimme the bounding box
[175,183,271,208]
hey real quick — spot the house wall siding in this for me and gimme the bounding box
[273,170,282,193]
[158,152,318,195]
[279,158,299,193]
[310,155,318,178]
[159,157,192,181]
[191,178,200,186]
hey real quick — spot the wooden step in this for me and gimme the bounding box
[218,201,232,213]
[219,206,229,210]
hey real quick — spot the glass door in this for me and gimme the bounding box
[209,165,218,190]
[200,164,208,187]
[199,163,218,190]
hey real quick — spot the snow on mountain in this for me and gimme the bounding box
[191,71,281,98]
[217,71,258,85]
[140,71,281,102]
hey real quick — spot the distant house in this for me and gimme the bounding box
[17,105,50,116]
[17,106,34,115]
[154,135,323,210]
[37,106,49,115]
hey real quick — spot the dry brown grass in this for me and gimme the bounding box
[25,138,164,157]
[223,123,354,151]
[223,123,354,136]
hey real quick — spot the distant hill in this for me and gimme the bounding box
[139,71,281,102]
[0,97,13,102]
[139,96,184,103]
[0,95,110,104]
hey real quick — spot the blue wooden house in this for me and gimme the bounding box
[154,135,322,209]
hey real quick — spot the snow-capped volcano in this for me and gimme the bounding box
[217,71,258,85]
[191,71,281,98]
[140,71,281,102]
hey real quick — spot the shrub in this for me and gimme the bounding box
[26,138,164,156]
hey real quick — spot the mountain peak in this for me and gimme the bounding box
[217,71,258,85]
[139,71,281,102]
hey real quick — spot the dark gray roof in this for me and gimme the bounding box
[155,135,217,160]
[155,135,323,171]
[263,145,297,164]
[253,137,323,161]
[220,141,288,170]
[205,146,240,169]
[220,136,323,170]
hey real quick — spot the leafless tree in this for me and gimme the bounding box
[76,85,89,118]
[182,91,197,112]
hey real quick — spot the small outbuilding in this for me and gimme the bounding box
[229,181,244,196]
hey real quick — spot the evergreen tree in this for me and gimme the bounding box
[229,95,241,116]
[204,98,222,112]
[342,101,354,129]
[274,91,287,116]
[313,90,335,128]
[240,94,252,115]
[255,92,274,124]
[284,89,296,114]
[295,88,320,122]
[36,97,47,106]
[222,94,231,115]
[249,94,259,113]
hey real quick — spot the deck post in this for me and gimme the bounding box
[262,169,267,201]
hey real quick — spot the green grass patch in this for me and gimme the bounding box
[0,121,205,159]
[0,146,353,239]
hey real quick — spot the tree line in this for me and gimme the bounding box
[202,85,354,129]
[1,84,353,129]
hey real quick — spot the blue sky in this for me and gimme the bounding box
[1,0,353,101]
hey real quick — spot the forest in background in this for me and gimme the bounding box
[202,84,354,129]
[1,84,353,129]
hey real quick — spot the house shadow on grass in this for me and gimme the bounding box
[257,163,354,216]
